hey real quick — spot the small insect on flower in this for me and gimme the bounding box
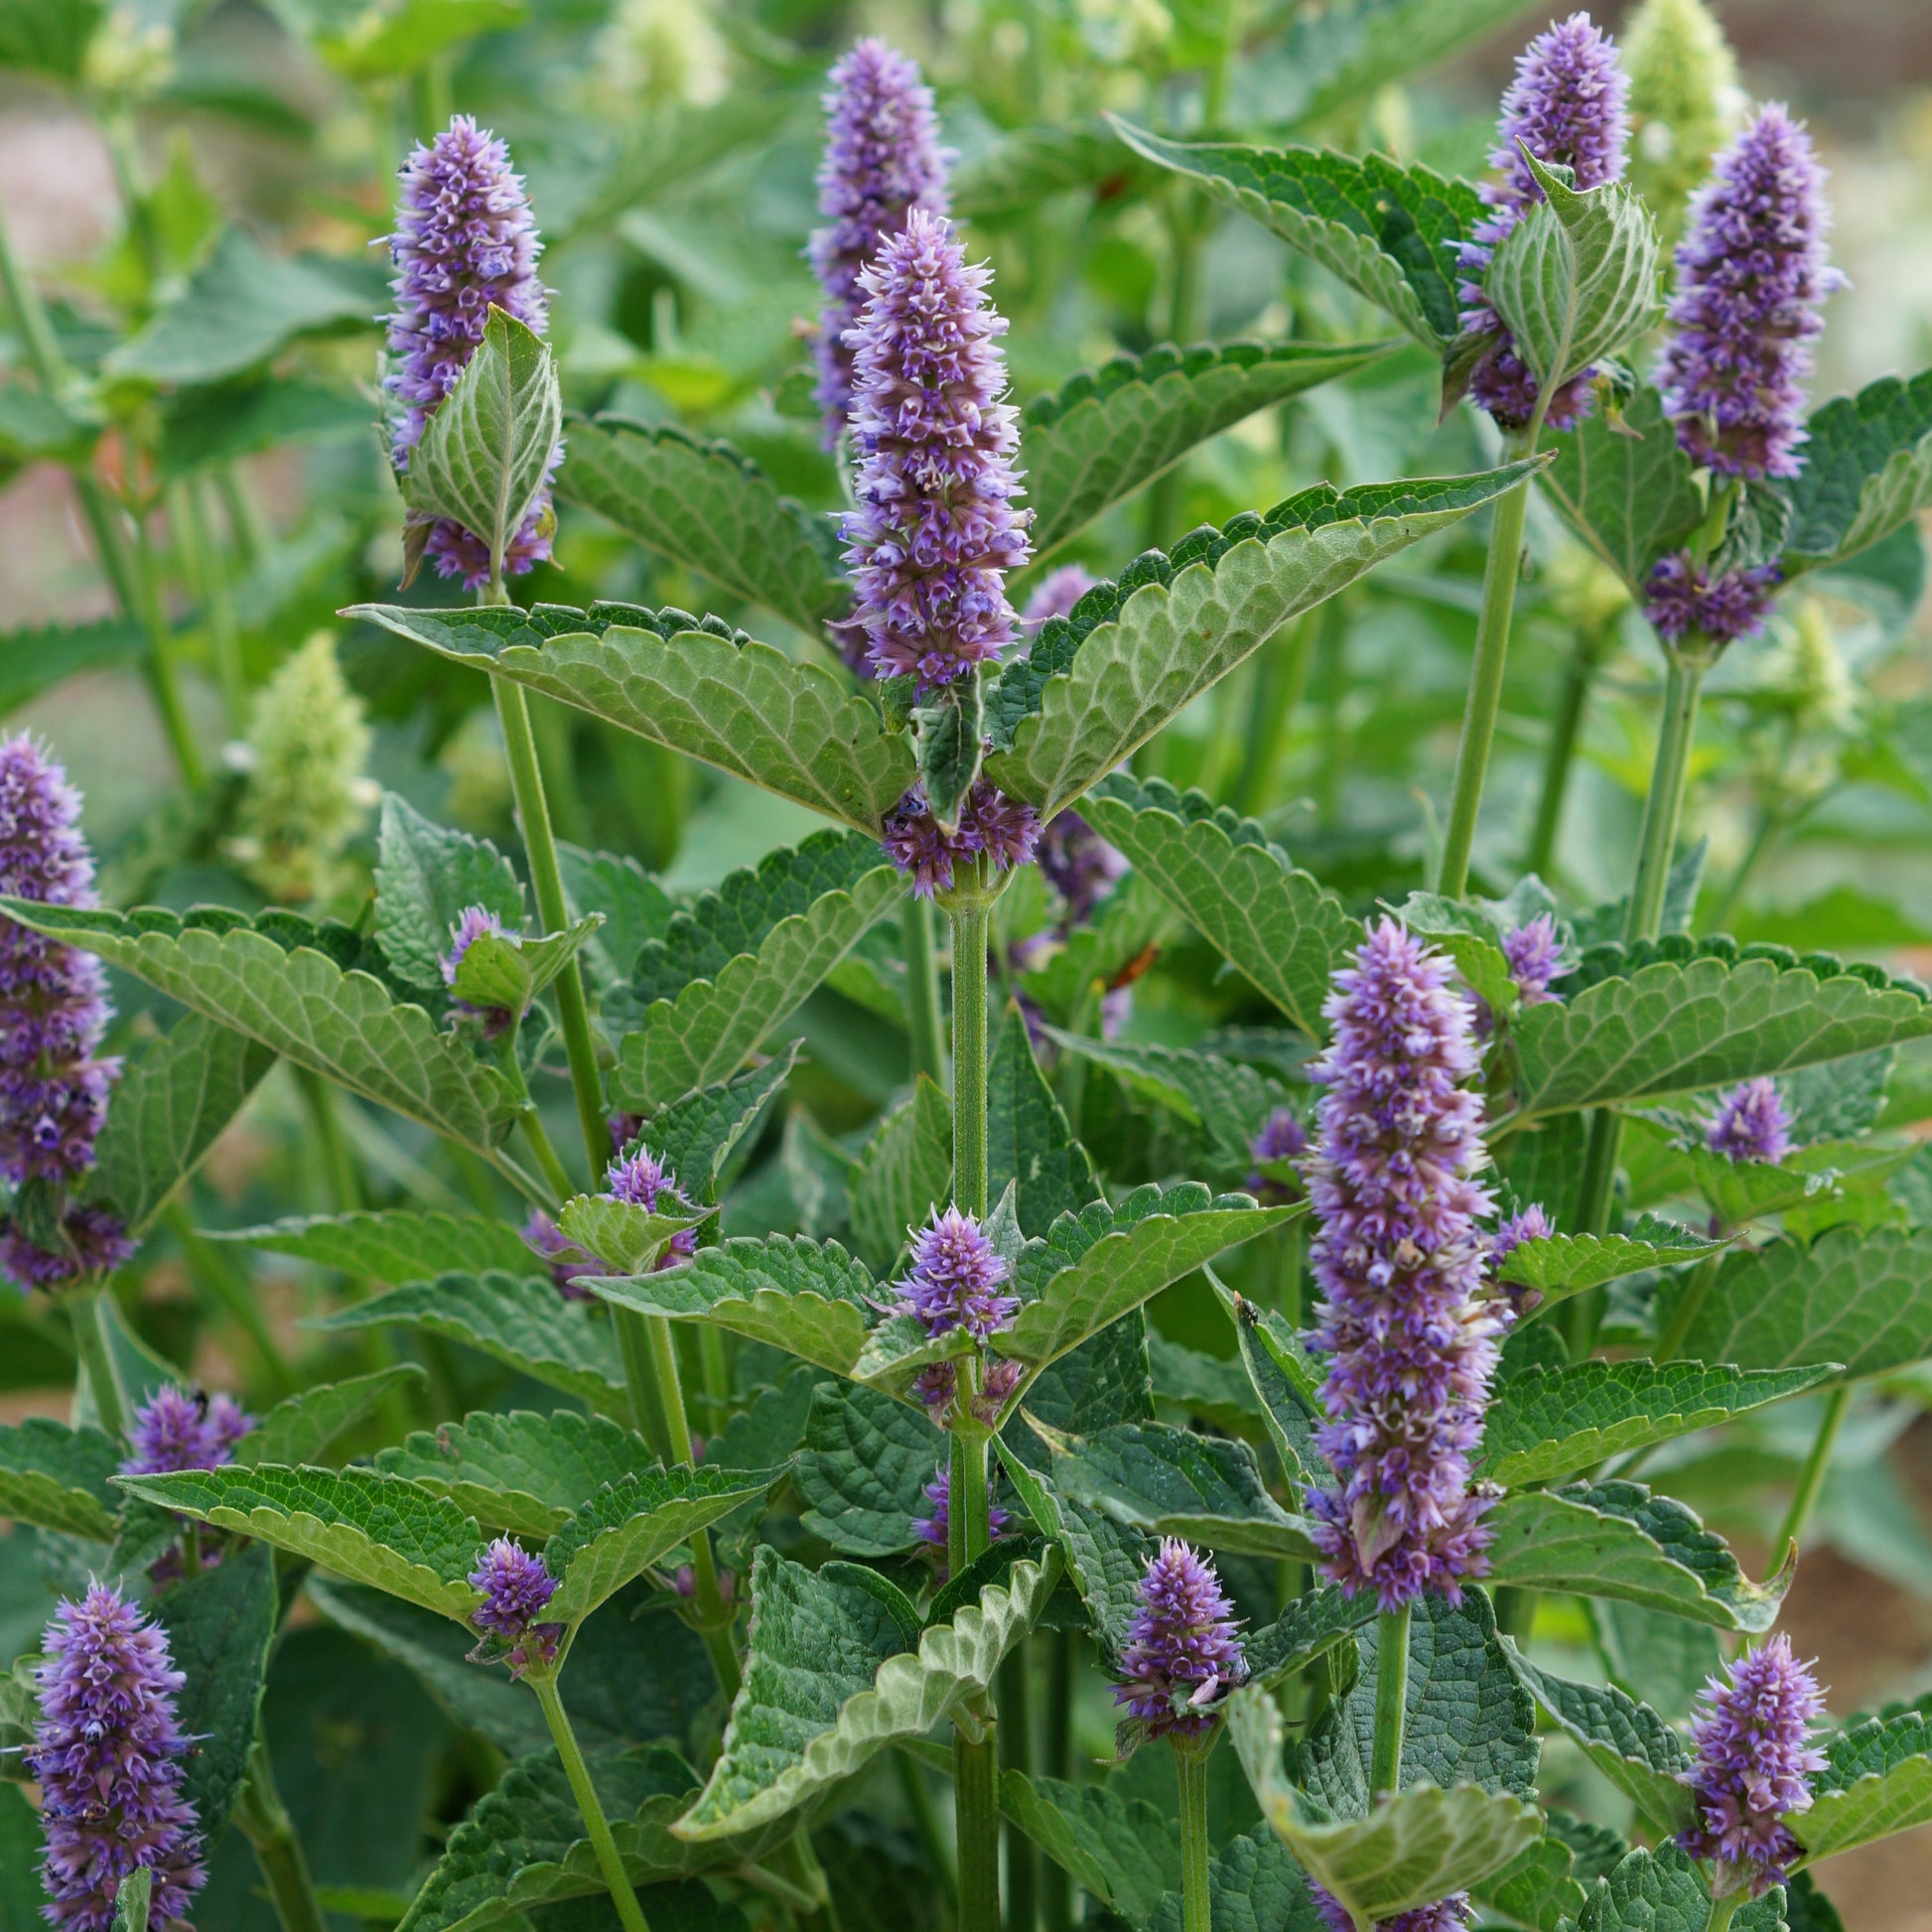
[898,1207,1019,1343]
[603,1146,699,1271]
[469,1537,565,1678]
[911,1462,1013,1580]
[121,1383,255,1475]
[1113,1538,1248,1738]
[1705,1077,1792,1166]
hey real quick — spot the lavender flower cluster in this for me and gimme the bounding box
[881,781,1041,899]
[120,1384,254,1475]
[1113,1538,1248,1738]
[469,1536,564,1677]
[604,1145,699,1270]
[911,1462,1011,1578]
[1706,1076,1792,1165]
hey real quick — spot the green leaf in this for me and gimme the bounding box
[0,900,518,1152]
[557,417,845,631]
[1227,1291,1326,1486]
[0,0,99,78]
[0,1418,122,1540]
[1671,1224,1932,1385]
[1499,1645,1697,1832]
[632,1043,801,1204]
[106,228,381,385]
[110,1871,150,1932]
[243,1365,431,1467]
[314,1273,626,1405]
[0,616,144,717]
[154,376,368,482]
[1089,776,1359,1042]
[985,465,1543,819]
[450,918,601,1016]
[1478,1362,1834,1489]
[997,1770,1181,1928]
[1512,940,1932,1120]
[400,308,561,583]
[374,792,524,993]
[1493,1214,1725,1303]
[1021,339,1402,556]
[1470,1832,1589,1932]
[1149,1830,1332,1932]
[211,1209,536,1284]
[114,1464,485,1621]
[376,1410,661,1538]
[1245,1587,1379,1691]
[1588,1600,1723,1725]
[794,1383,944,1556]
[674,1545,1058,1839]
[614,867,900,1109]
[1796,1706,1932,1863]
[313,0,526,78]
[914,675,985,829]
[1485,1481,1793,1631]
[0,1781,49,1929]
[555,1195,700,1276]
[989,1003,1099,1238]
[1575,1845,1785,1932]
[996,1453,1150,1651]
[558,843,673,990]
[952,122,1156,219]
[847,1075,953,1275]
[1483,153,1663,396]
[345,602,914,836]
[1777,367,1932,574]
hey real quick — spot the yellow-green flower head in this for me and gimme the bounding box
[83,6,177,101]
[594,0,729,109]
[1766,597,1858,736]
[1622,0,1743,236]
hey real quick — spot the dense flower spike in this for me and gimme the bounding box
[899,1207,1017,1342]
[1304,920,1506,1609]
[882,781,1041,898]
[1312,1892,1473,1932]
[1678,1634,1826,1896]
[1458,13,1630,431]
[31,1585,206,1932]
[840,207,1032,688]
[1644,551,1782,646]
[1706,1077,1792,1165]
[603,1147,698,1270]
[1246,1106,1309,1203]
[1658,103,1840,480]
[809,39,950,441]
[1489,1203,1556,1316]
[1113,1538,1248,1737]
[521,1209,602,1301]
[1036,812,1126,926]
[468,1537,564,1677]
[121,1384,255,1475]
[1502,914,1567,1005]
[911,1462,1012,1576]
[383,115,557,587]
[1022,564,1099,629]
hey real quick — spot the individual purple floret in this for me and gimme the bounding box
[121,1384,255,1475]
[1023,564,1099,628]
[440,904,521,1034]
[1304,920,1507,1611]
[1036,812,1126,925]
[603,1147,699,1271]
[1502,914,1567,1006]
[839,207,1032,688]
[30,1584,206,1932]
[1489,1202,1556,1316]
[1246,1106,1309,1204]
[468,1537,564,1677]
[521,1208,602,1301]
[913,1354,1023,1424]
[383,115,558,588]
[808,38,951,443]
[1457,13,1630,431]
[1706,1077,1792,1165]
[898,1206,1018,1342]
[1658,103,1842,480]
[0,1204,133,1295]
[881,781,1041,898]
[1113,1538,1248,1738]
[1644,552,1783,647]
[910,1462,1012,1578]
[1312,1890,1472,1932]
[1677,1633,1827,1898]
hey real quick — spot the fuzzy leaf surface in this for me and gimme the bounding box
[0,1419,122,1540]
[989,1003,1100,1237]
[1575,1845,1786,1932]
[1777,367,1932,573]
[211,1209,536,1284]
[633,1043,801,1202]
[374,793,523,992]
[998,1770,1182,1927]
[847,1075,952,1275]
[1795,1705,1932,1863]
[794,1383,944,1556]
[555,1196,700,1276]
[242,1365,430,1467]
[1493,1215,1725,1299]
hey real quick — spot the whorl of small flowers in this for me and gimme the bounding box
[898,1206,1017,1343]
[1489,1203,1556,1316]
[1036,812,1126,926]
[0,1205,133,1294]
[808,39,950,441]
[882,781,1041,898]
[840,208,1032,688]
[1643,552,1782,647]
[1246,1105,1309,1204]
[603,1147,698,1271]
[1112,1538,1248,1738]
[228,632,375,905]
[121,1385,255,1475]
[1677,1634,1827,1896]
[1457,13,1630,432]
[1022,565,1099,629]
[1621,0,1742,234]
[1312,1891,1473,1932]
[30,1584,206,1932]
[913,1354,1023,1424]
[911,1462,1013,1578]
[521,1209,602,1301]
[382,115,557,587]
[468,1537,564,1677]
[1706,1077,1792,1166]
[1658,103,1840,482]
[1304,920,1506,1610]
[1502,914,1567,1006]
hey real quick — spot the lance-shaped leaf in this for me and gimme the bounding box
[1576,1845,1786,1932]
[558,417,845,631]
[794,1383,944,1556]
[374,793,524,992]
[995,1446,1150,1651]
[1083,773,1359,1037]
[589,1236,879,1376]
[1670,1224,1932,1385]
[1777,366,1932,576]
[376,1411,661,1537]
[1794,1705,1932,1863]
[914,674,984,829]
[209,1209,536,1285]
[1512,939,1932,1120]
[110,1872,149,1932]
[314,1273,627,1405]
[345,601,914,835]
[1471,1833,1590,1932]
[1484,152,1663,397]
[543,1465,780,1623]
[0,901,518,1152]
[1004,1185,1291,1369]
[848,1074,953,1275]
[990,1003,1100,1237]
[1245,1587,1379,1690]
[998,1770,1182,1929]
[113,1464,485,1621]
[614,866,900,1109]
[558,841,672,988]
[1500,1645,1697,1833]
[1109,126,1481,349]
[633,1042,802,1203]
[1147,1829,1331,1932]
[1478,1361,1834,1489]
[674,1545,1058,1839]
[1022,338,1402,556]
[1493,1214,1725,1305]
[0,1419,123,1540]
[1485,1480,1792,1631]
[984,464,1544,818]
[556,1195,701,1275]
[242,1365,430,1468]
[399,307,561,582]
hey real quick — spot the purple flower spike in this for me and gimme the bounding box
[913,1355,1023,1424]
[1658,103,1842,480]
[1458,13,1630,432]
[1502,914,1567,1006]
[30,1584,206,1932]
[1023,565,1099,629]
[521,1208,602,1301]
[602,1147,698,1271]
[383,116,559,588]
[840,207,1032,689]
[1490,1203,1556,1316]
[468,1537,564,1678]
[121,1384,255,1475]
[1312,1890,1473,1932]
[1036,812,1126,925]
[899,1206,1017,1342]
[1304,920,1507,1611]
[881,781,1041,899]
[1678,1633,1827,1897]
[1643,552,1782,647]
[0,1204,132,1295]
[1246,1106,1309,1204]
[1112,1538,1248,1738]
[1706,1077,1792,1166]
[911,1462,1012,1579]
[809,39,951,443]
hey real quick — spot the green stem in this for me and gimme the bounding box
[1369,1606,1410,1803]
[69,1283,129,1442]
[1040,1631,1074,1932]
[129,510,208,791]
[901,896,947,1087]
[999,1640,1037,1932]
[530,1672,653,1932]
[1175,1735,1213,1932]
[0,194,65,382]
[1775,1385,1850,1557]
[297,1067,361,1212]
[1229,613,1316,816]
[1524,620,1605,879]
[951,1418,999,1932]
[166,1199,295,1396]
[895,1747,956,1899]
[1707,1894,1741,1932]
[1653,1250,1723,1364]
[174,479,246,734]
[949,897,990,1218]
[233,1732,329,1932]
